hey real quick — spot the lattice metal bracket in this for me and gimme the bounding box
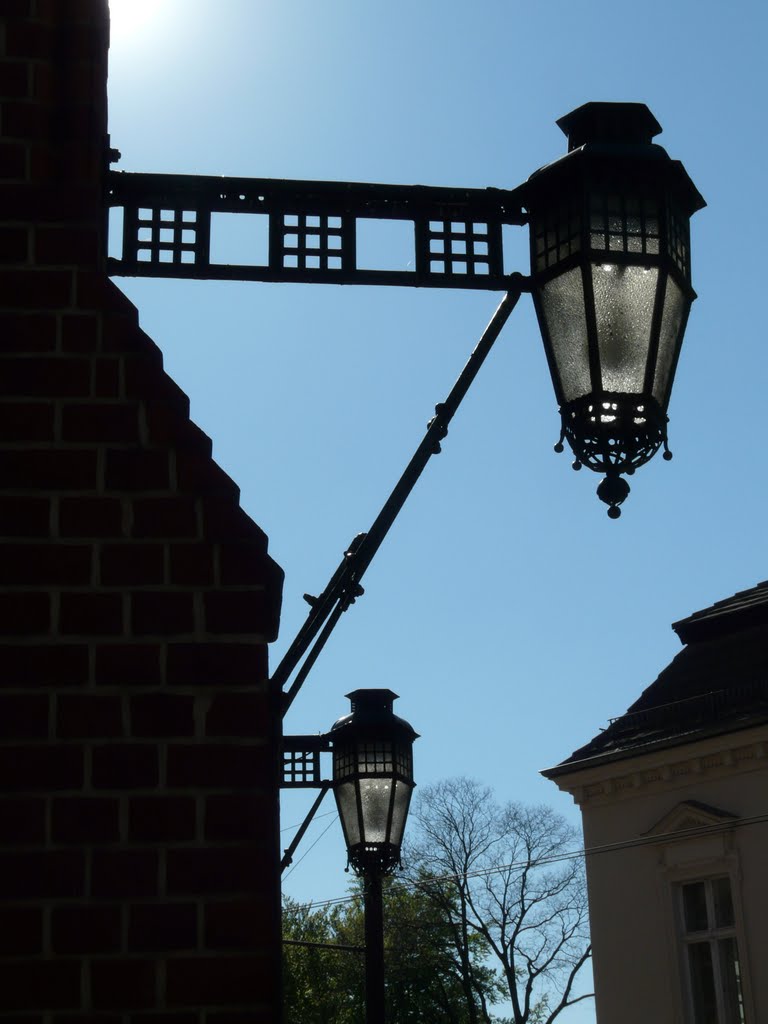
[107,171,527,289]
[281,734,332,788]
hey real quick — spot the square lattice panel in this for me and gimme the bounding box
[279,213,346,271]
[134,207,200,265]
[424,219,500,278]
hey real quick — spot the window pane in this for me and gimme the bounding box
[683,882,709,932]
[713,877,735,928]
[687,942,718,1024]
[718,938,746,1024]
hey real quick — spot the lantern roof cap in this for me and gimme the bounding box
[556,102,662,152]
[329,688,418,739]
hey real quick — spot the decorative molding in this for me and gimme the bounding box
[566,730,768,806]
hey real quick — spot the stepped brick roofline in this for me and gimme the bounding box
[1,2,285,1017]
[543,581,768,779]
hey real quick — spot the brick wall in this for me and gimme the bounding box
[0,2,285,1019]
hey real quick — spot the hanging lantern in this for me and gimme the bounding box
[525,102,705,517]
[330,689,418,876]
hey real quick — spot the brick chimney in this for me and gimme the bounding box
[0,2,285,1018]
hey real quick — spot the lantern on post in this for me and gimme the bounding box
[525,102,705,517]
[330,689,418,1024]
[330,688,418,876]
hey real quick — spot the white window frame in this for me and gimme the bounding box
[676,875,747,1024]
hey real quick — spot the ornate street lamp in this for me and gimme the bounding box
[525,102,706,516]
[328,689,418,1024]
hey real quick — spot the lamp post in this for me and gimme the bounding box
[281,690,417,1024]
[330,689,418,1024]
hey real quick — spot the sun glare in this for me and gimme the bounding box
[109,0,172,42]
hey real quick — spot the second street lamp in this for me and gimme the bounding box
[330,690,418,1024]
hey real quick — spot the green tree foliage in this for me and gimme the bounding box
[283,880,502,1023]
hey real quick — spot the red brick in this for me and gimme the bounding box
[128,903,197,952]
[0,592,50,635]
[218,542,271,583]
[0,226,29,262]
[204,590,268,634]
[101,311,150,356]
[0,62,30,98]
[0,496,50,536]
[60,497,124,538]
[205,900,269,950]
[169,544,214,585]
[145,402,212,453]
[167,847,265,896]
[166,956,272,1006]
[3,21,55,59]
[123,354,189,407]
[56,694,123,738]
[0,268,72,308]
[176,453,239,498]
[167,643,268,686]
[59,591,123,635]
[94,643,162,686]
[62,402,140,442]
[0,961,82,1011]
[126,1016,196,1024]
[51,797,120,844]
[100,544,164,585]
[91,850,158,899]
[202,498,266,542]
[93,356,120,396]
[0,141,27,178]
[0,745,83,791]
[55,1016,122,1024]
[0,692,49,736]
[0,450,97,489]
[0,644,88,686]
[0,355,90,396]
[131,591,195,635]
[205,693,269,737]
[61,313,99,352]
[0,796,46,844]
[1,99,49,139]
[92,744,158,789]
[167,744,268,789]
[0,907,42,955]
[204,793,272,842]
[130,694,194,737]
[90,960,156,1010]
[35,224,101,265]
[52,905,121,954]
[0,850,85,899]
[132,497,199,539]
[0,312,57,351]
[0,400,55,440]
[129,797,196,842]
[105,449,170,491]
[0,543,91,584]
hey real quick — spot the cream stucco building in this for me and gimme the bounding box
[544,582,768,1024]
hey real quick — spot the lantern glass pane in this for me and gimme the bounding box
[653,275,686,406]
[358,777,395,844]
[335,779,361,845]
[592,264,658,393]
[540,266,591,402]
[357,740,393,774]
[389,779,414,849]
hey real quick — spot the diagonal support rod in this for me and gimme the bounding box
[275,280,526,715]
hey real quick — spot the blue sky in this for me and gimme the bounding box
[107,2,767,1018]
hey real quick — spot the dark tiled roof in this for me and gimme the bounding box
[544,582,768,777]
